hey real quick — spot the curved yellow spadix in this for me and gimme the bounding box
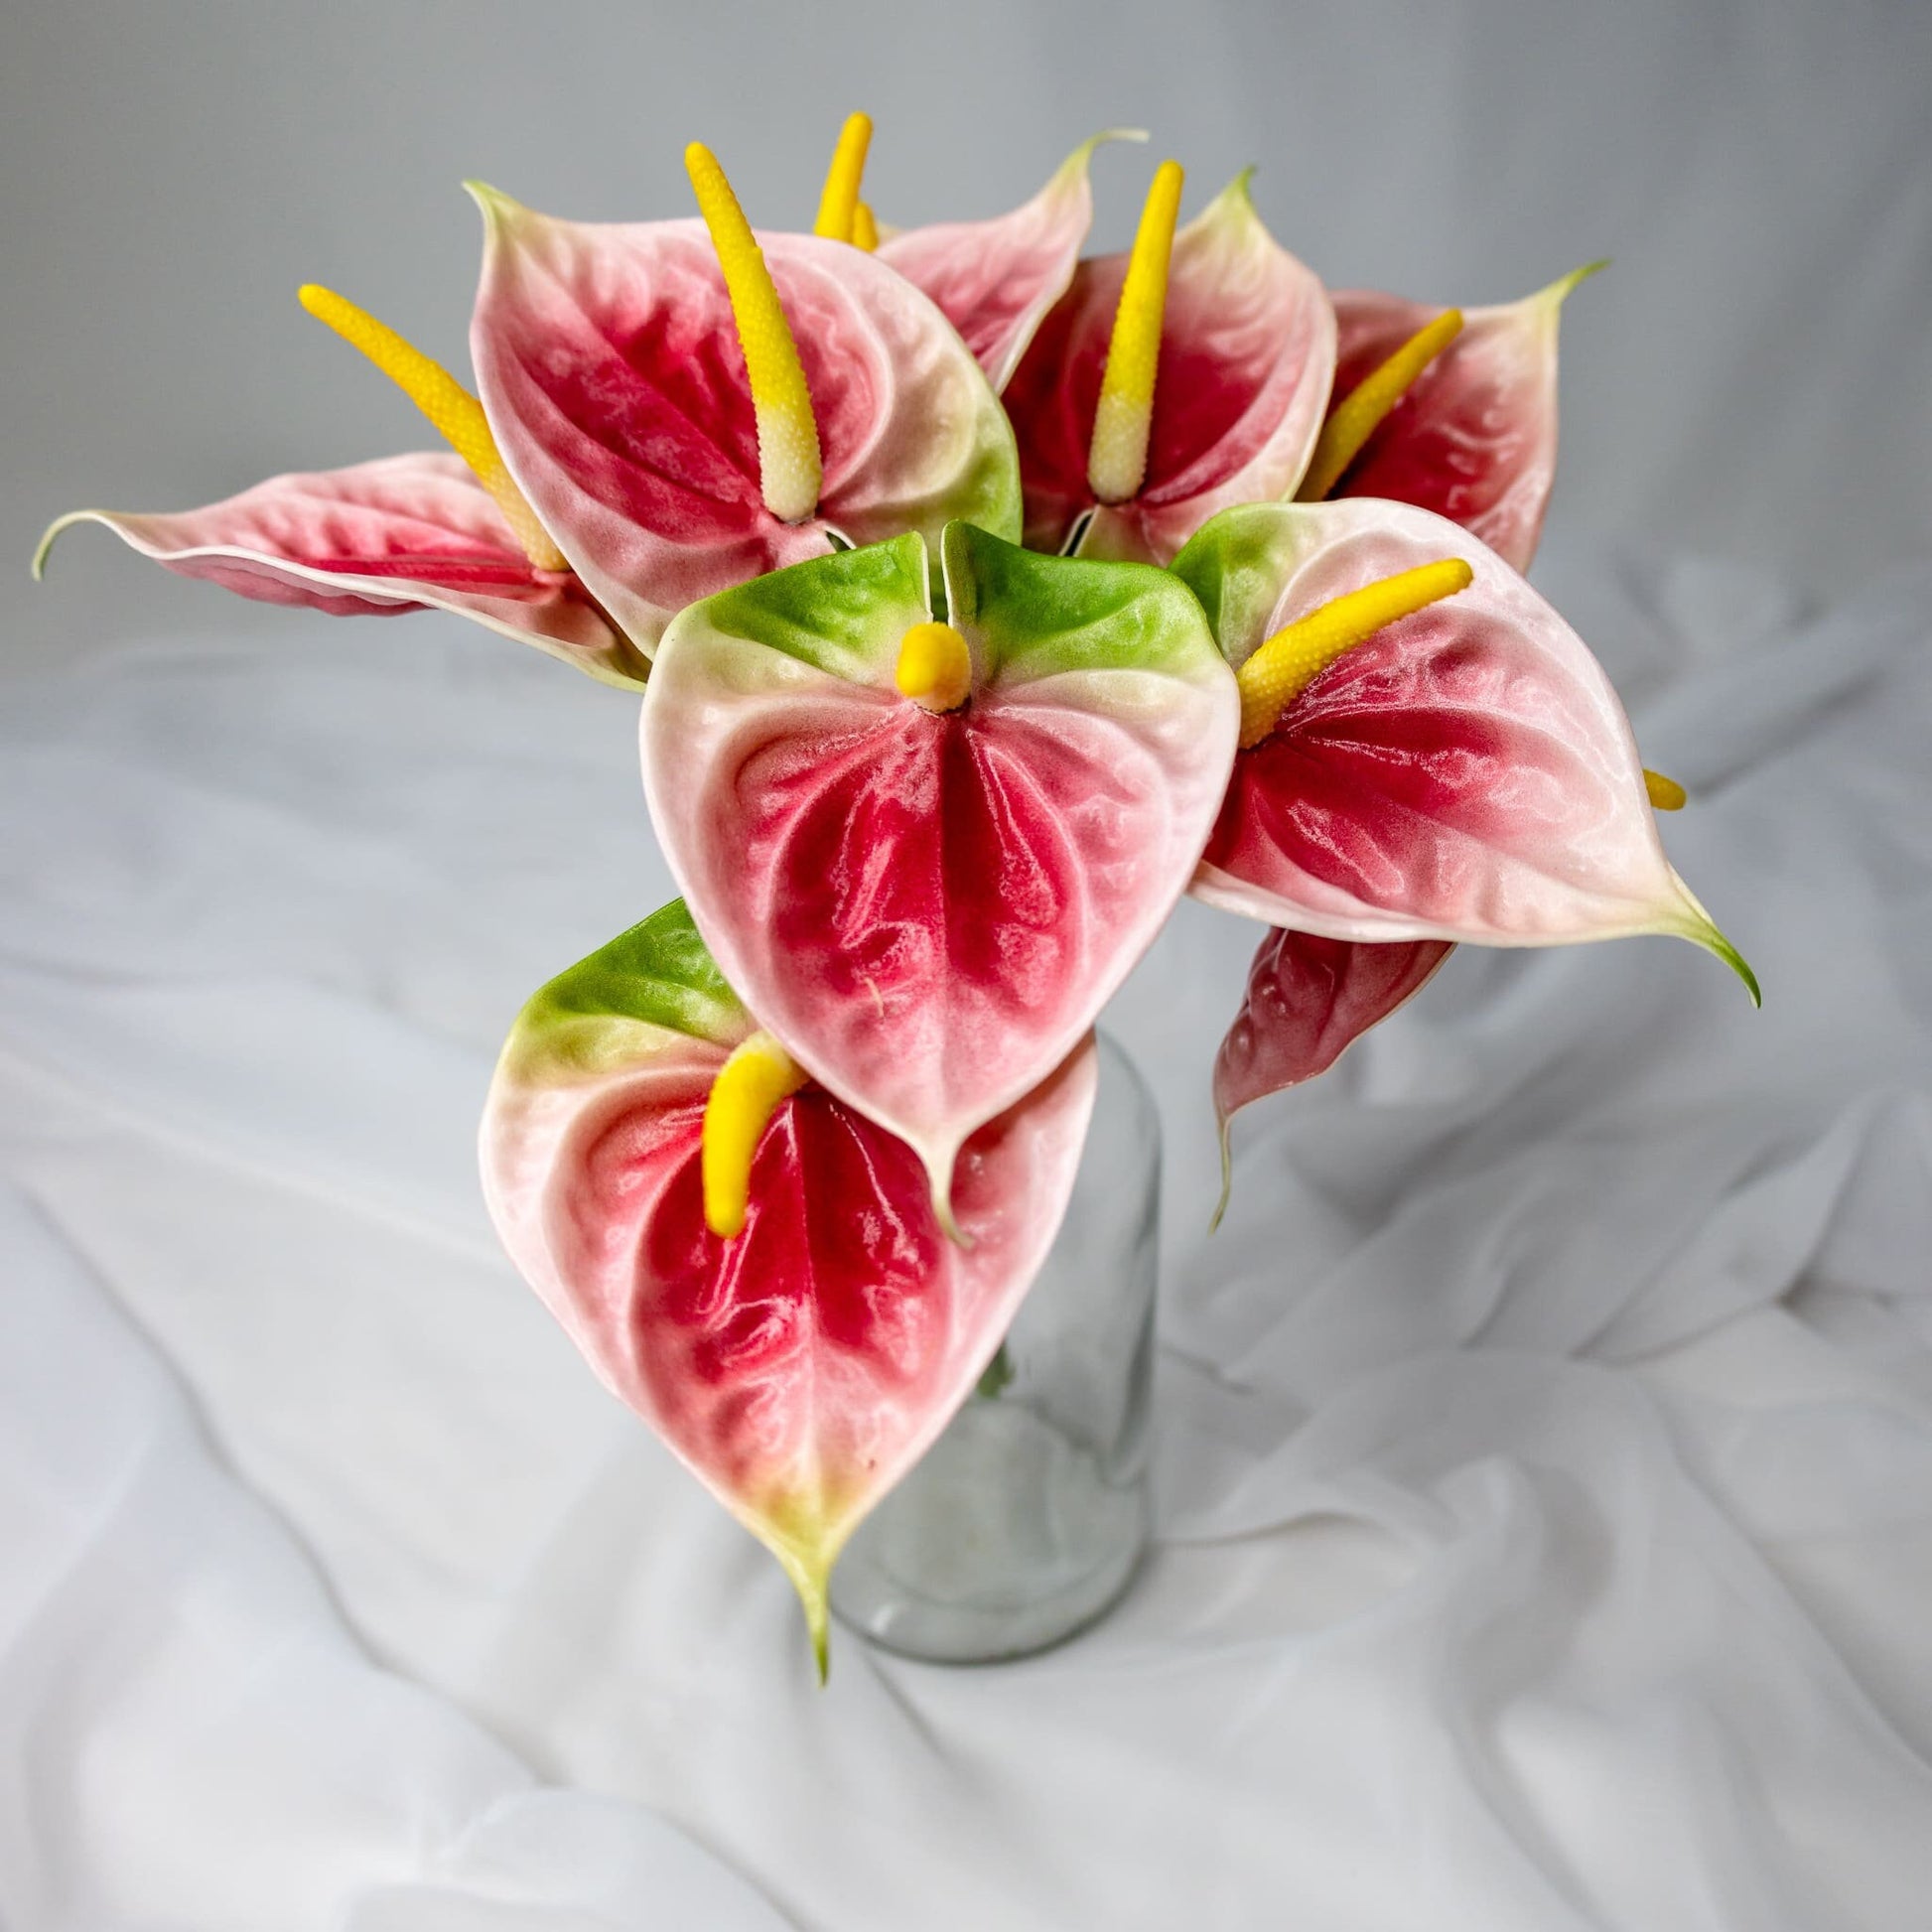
[1087,159,1184,505]
[851,201,880,253]
[298,284,567,571]
[1298,308,1465,503]
[813,112,874,244]
[1237,557,1474,749]
[1644,769,1687,811]
[896,621,973,712]
[702,1030,810,1239]
[685,143,824,525]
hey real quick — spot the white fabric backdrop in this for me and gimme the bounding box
[6,528,1932,1927]
[8,1,1932,1918]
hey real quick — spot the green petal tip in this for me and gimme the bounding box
[1208,1119,1233,1235]
[1545,258,1610,306]
[32,511,88,583]
[778,1552,833,1685]
[463,179,524,227]
[1699,923,1761,1008]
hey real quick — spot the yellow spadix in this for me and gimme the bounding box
[702,1031,810,1240]
[1298,308,1465,503]
[298,284,567,571]
[1087,159,1184,505]
[1237,557,1474,749]
[686,142,824,525]
[895,621,973,713]
[1644,769,1687,811]
[813,112,874,244]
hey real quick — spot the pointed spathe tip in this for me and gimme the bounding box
[1707,926,1762,1009]
[463,179,526,233]
[808,1589,831,1685]
[774,1542,835,1684]
[1208,1115,1233,1234]
[1054,127,1151,189]
[1668,872,1760,1009]
[931,1173,972,1251]
[1195,165,1263,231]
[917,1133,972,1249]
[1545,257,1610,308]
[31,511,82,583]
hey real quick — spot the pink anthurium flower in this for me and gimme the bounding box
[481,897,1097,1676]
[640,521,1239,1226]
[36,279,648,685]
[1210,927,1453,1225]
[875,130,1140,392]
[35,452,646,688]
[467,153,1023,659]
[43,142,1023,685]
[1172,497,1757,996]
[1002,163,1334,565]
[1301,265,1605,572]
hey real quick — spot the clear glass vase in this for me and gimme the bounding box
[830,1032,1159,1663]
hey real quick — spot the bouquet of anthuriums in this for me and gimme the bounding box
[44,117,1755,1676]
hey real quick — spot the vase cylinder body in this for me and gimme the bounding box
[830,1032,1159,1663]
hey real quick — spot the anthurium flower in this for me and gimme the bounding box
[640,521,1239,1225]
[1210,927,1452,1224]
[481,897,1097,1675]
[37,293,647,687]
[1300,265,1605,572]
[874,131,1138,392]
[1001,163,1334,565]
[1172,497,1757,996]
[466,145,1023,658]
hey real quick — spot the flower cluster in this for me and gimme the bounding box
[45,117,1753,1675]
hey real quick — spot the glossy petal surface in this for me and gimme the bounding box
[481,900,1097,1656]
[37,454,642,686]
[1215,928,1452,1130]
[1325,270,1595,572]
[1174,499,1750,981]
[469,192,1021,656]
[1004,175,1334,563]
[642,525,1238,1210]
[878,134,1118,392]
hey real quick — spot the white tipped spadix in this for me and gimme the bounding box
[685,142,824,524]
[1087,159,1183,504]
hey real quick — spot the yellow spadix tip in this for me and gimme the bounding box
[297,283,566,571]
[813,112,874,244]
[1299,308,1465,502]
[1644,768,1687,811]
[1238,557,1474,749]
[896,621,972,712]
[702,1030,809,1240]
[1087,158,1184,505]
[685,143,824,525]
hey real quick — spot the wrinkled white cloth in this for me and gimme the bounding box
[4,536,1931,1929]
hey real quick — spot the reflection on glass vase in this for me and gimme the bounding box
[830,1031,1159,1663]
